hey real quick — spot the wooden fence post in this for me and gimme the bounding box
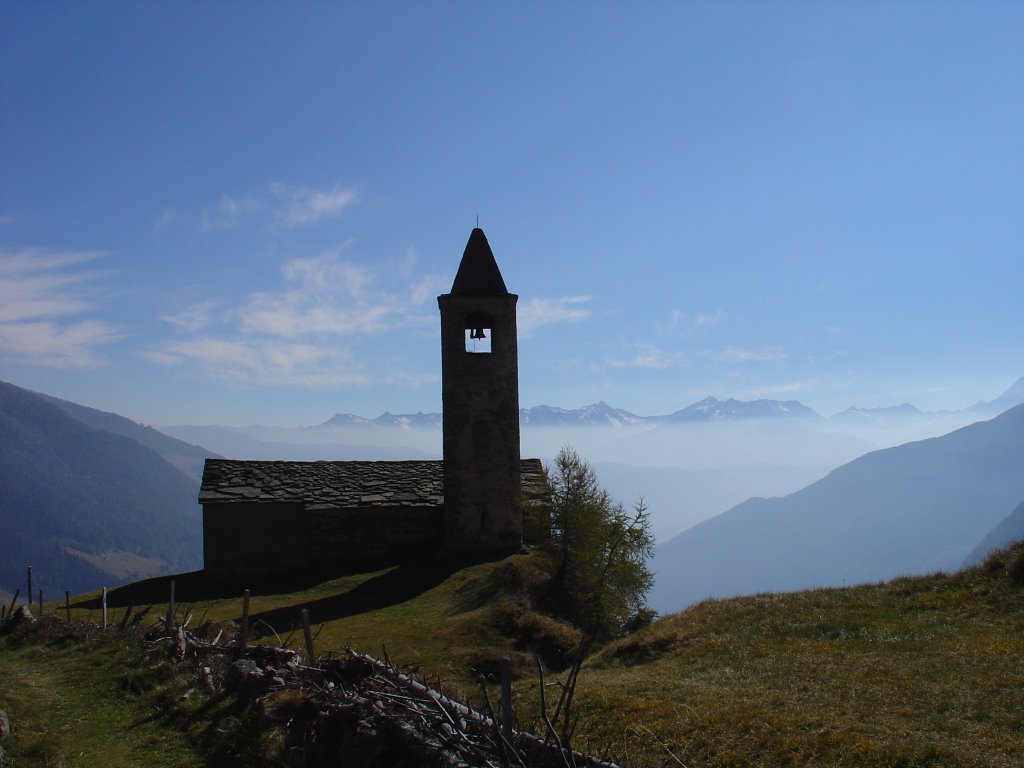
[38,589,43,617]
[65,590,71,623]
[238,589,250,655]
[500,655,513,749]
[165,579,176,632]
[7,590,19,617]
[101,587,108,629]
[27,566,32,611]
[301,609,315,663]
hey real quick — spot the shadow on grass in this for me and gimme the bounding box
[74,552,502,630]
[245,554,486,633]
[75,560,388,609]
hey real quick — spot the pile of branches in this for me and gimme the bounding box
[152,612,620,768]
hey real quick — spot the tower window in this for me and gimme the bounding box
[464,312,493,353]
[465,326,492,353]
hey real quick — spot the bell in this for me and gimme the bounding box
[470,327,487,340]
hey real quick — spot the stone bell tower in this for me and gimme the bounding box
[438,228,522,552]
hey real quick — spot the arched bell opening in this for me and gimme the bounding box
[464,311,493,353]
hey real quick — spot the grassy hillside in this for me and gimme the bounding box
[581,546,1024,766]
[11,541,1024,767]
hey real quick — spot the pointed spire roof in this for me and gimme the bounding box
[449,228,509,296]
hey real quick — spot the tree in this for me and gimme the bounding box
[545,446,655,639]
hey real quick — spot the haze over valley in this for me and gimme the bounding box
[161,379,1022,542]
[4,376,1021,605]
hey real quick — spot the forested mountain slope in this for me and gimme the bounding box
[0,381,202,597]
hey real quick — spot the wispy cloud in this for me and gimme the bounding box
[236,252,419,338]
[712,346,786,364]
[518,296,592,337]
[382,370,441,388]
[408,274,449,306]
[201,194,261,231]
[748,378,818,397]
[157,182,358,232]
[271,183,358,228]
[153,209,183,231]
[606,345,685,369]
[0,249,121,367]
[658,309,725,336]
[145,337,366,387]
[158,302,219,333]
[151,247,442,387]
[281,246,365,292]
[237,289,398,338]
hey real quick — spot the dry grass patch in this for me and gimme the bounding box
[572,542,1024,767]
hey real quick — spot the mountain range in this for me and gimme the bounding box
[0,381,211,598]
[303,376,1024,430]
[315,397,818,429]
[648,402,1024,613]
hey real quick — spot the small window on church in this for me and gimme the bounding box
[465,326,492,353]
[464,312,493,353]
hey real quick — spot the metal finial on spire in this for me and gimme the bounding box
[476,214,479,228]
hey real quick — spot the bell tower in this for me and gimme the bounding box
[438,228,522,551]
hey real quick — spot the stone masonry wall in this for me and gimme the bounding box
[203,501,310,577]
[306,505,444,566]
[438,293,522,551]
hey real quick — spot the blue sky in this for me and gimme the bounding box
[1,3,1022,427]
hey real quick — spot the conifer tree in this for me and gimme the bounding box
[546,446,655,638]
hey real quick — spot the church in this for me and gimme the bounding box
[199,228,547,576]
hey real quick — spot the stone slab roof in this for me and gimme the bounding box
[200,458,547,511]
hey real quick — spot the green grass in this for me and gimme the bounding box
[0,626,205,768]
[11,542,1024,767]
[0,622,287,768]
[66,551,578,695]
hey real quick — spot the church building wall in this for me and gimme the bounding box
[307,505,443,564]
[203,501,311,577]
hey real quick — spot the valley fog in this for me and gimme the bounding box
[162,409,983,543]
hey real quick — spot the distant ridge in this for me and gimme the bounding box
[654,396,819,423]
[650,403,1024,613]
[829,403,925,423]
[0,381,202,597]
[315,397,818,430]
[962,500,1024,567]
[38,391,220,482]
[520,402,644,427]
[321,411,443,429]
[972,376,1024,413]
[197,378,1024,433]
